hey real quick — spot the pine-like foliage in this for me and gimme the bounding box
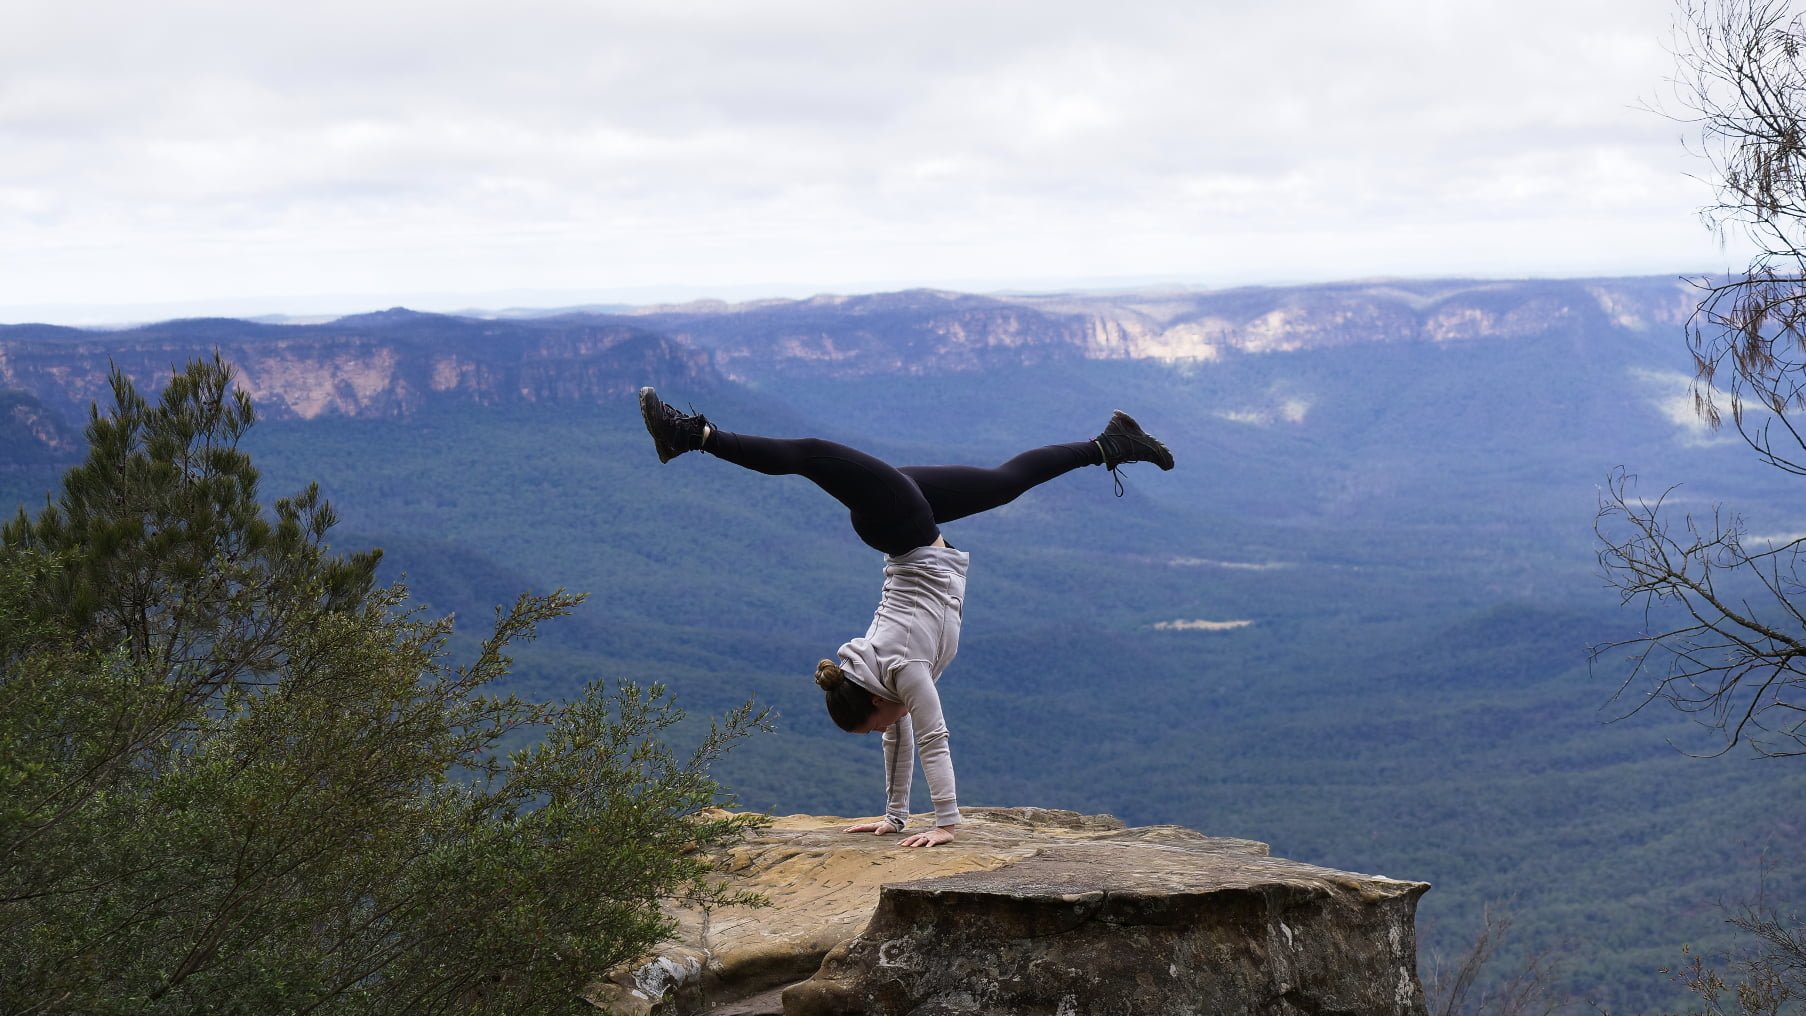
[0,355,767,1014]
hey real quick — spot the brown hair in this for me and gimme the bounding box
[815,658,877,732]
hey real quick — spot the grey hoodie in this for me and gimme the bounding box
[835,543,968,828]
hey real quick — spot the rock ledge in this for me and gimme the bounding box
[589,808,1429,1016]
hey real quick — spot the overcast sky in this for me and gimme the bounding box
[0,0,1753,323]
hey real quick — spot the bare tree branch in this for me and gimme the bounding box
[1593,469,1806,756]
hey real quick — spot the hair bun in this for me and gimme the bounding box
[814,658,845,691]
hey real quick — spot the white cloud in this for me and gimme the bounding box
[0,0,1751,320]
[1629,367,1740,446]
[1742,532,1806,547]
[1167,557,1294,571]
[1151,619,1255,632]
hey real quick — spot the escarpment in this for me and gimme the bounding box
[0,310,717,424]
[0,275,1695,432]
[588,808,1430,1016]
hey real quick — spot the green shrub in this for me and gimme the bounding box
[0,356,766,1014]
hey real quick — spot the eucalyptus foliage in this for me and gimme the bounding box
[1588,2,1806,1010]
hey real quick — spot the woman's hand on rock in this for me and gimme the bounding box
[898,826,955,848]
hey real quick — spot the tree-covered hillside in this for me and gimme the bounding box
[221,335,1796,1010]
[6,315,1802,1010]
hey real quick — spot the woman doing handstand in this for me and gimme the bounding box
[637,388,1174,847]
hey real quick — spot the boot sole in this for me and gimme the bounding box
[639,386,679,463]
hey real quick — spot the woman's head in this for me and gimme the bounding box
[814,658,905,733]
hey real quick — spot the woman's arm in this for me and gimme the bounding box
[891,661,961,831]
[840,707,921,839]
[882,713,915,830]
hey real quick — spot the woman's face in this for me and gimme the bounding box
[853,696,909,734]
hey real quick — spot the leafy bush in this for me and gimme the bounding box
[0,356,766,1014]
[1666,891,1805,1016]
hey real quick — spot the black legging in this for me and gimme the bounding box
[703,431,1103,555]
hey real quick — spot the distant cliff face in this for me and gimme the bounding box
[628,276,1698,376]
[628,290,1102,378]
[0,276,1698,450]
[0,391,81,463]
[0,309,717,429]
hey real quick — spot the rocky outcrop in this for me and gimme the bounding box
[627,276,1696,375]
[588,808,1429,1016]
[0,309,717,424]
[0,390,81,462]
[1010,276,1697,362]
[631,290,1099,380]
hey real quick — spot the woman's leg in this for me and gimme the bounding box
[899,442,1102,524]
[642,388,1172,542]
[705,430,940,555]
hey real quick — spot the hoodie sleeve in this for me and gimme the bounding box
[881,714,914,829]
[892,659,960,827]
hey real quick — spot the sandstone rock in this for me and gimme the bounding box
[786,837,1428,1016]
[586,808,1428,1016]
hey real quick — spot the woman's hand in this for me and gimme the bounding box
[898,825,955,848]
[843,819,901,836]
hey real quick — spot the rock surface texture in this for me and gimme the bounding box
[588,808,1430,1016]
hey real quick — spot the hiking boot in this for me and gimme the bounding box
[639,387,711,462]
[1093,410,1174,471]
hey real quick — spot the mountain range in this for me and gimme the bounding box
[0,275,1698,439]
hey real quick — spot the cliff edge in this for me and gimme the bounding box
[589,807,1430,1016]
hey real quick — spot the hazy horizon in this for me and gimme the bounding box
[0,266,1721,329]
